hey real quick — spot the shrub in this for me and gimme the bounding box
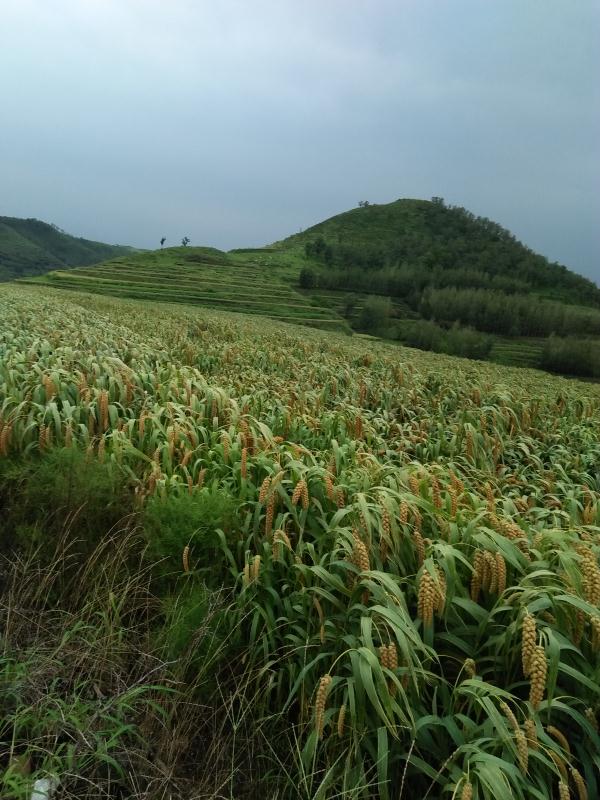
[540,335,600,377]
[358,295,392,333]
[143,487,239,584]
[299,267,317,289]
[444,322,493,359]
[397,320,492,360]
[399,319,445,351]
[0,448,132,554]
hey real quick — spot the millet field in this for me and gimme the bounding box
[1,284,599,799]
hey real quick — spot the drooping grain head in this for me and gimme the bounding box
[466,429,474,460]
[258,476,271,503]
[515,728,528,774]
[399,501,409,525]
[528,645,547,709]
[243,563,251,587]
[522,612,537,677]
[221,431,231,462]
[570,766,588,800]
[546,725,570,755]
[558,780,570,800]
[460,780,473,800]
[471,551,483,602]
[413,530,425,567]
[484,481,495,511]
[495,552,507,595]
[378,645,390,670]
[463,658,476,678]
[417,570,435,626]
[409,475,420,497]
[352,536,370,573]
[449,486,458,517]
[99,389,109,431]
[273,529,291,560]
[431,476,442,509]
[292,478,306,506]
[413,507,422,532]
[500,700,519,732]
[324,474,335,501]
[315,674,332,740]
[265,495,275,536]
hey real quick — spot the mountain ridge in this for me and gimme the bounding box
[0,216,135,281]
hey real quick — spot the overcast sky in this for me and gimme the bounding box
[1,1,598,282]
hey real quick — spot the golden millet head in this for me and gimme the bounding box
[522,612,537,677]
[460,780,473,800]
[528,645,547,709]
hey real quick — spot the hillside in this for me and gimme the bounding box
[278,197,600,308]
[0,216,134,280]
[26,245,349,332]
[267,198,600,374]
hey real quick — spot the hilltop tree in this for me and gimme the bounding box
[160,237,166,248]
[181,236,190,247]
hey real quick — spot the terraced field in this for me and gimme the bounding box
[26,246,350,332]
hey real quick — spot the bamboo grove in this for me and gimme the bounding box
[1,284,600,798]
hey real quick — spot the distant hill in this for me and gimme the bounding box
[277,197,600,308]
[0,216,135,280]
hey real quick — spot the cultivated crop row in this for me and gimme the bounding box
[1,284,599,798]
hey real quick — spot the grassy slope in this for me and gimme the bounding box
[0,216,134,280]
[25,246,350,332]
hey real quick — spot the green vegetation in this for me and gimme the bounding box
[11,198,600,374]
[1,284,600,798]
[0,216,134,280]
[540,336,600,379]
[285,198,600,309]
[26,245,349,332]
[277,198,600,371]
[396,319,493,360]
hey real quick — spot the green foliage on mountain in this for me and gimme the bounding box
[281,197,599,308]
[0,216,134,280]
[277,198,600,367]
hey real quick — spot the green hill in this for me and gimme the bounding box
[262,198,600,374]
[0,216,134,280]
[26,245,349,332]
[278,197,600,308]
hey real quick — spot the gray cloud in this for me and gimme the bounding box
[1,0,598,281]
